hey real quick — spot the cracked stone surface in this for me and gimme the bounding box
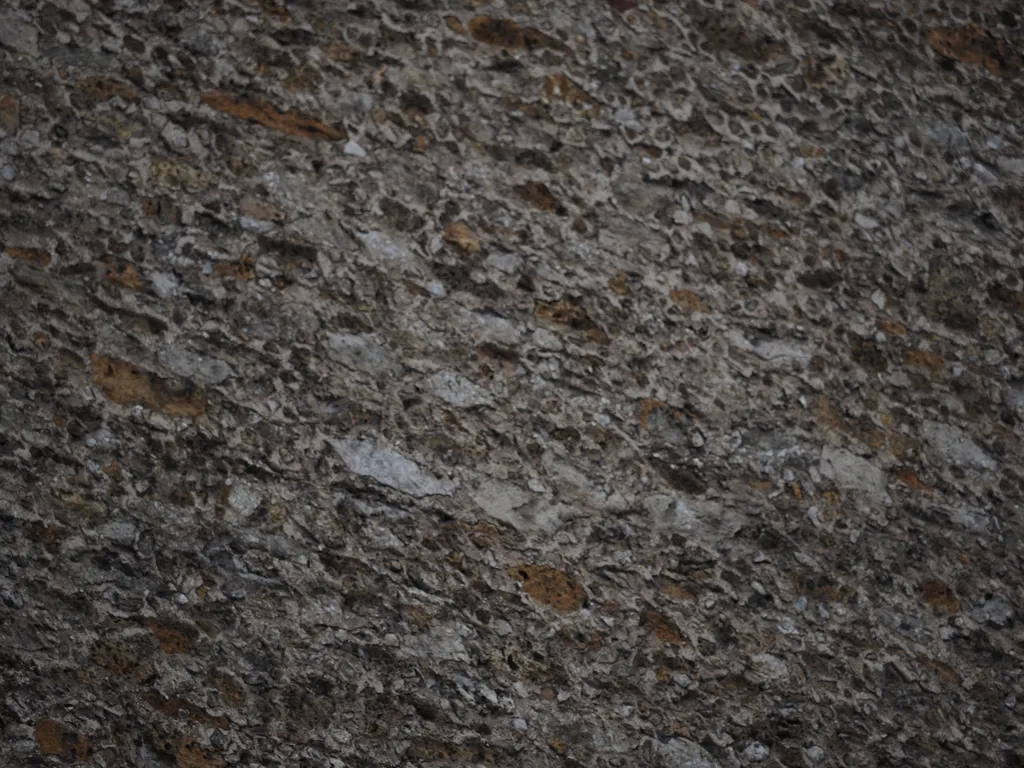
[1,0,1024,766]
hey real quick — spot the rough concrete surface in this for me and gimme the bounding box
[1,0,1023,766]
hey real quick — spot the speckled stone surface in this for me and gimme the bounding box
[2,1,1024,766]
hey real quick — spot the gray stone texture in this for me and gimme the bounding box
[2,0,1024,766]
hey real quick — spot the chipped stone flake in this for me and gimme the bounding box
[471,478,532,528]
[158,346,234,385]
[344,140,367,157]
[0,14,39,56]
[532,327,563,351]
[424,370,492,408]
[463,308,522,346]
[325,333,400,376]
[239,215,277,234]
[329,438,454,497]
[968,596,1014,627]
[854,212,880,230]
[657,738,721,768]
[355,230,420,273]
[161,121,189,151]
[403,625,469,662]
[148,271,180,299]
[227,479,263,517]
[819,446,890,503]
[747,653,789,684]
[922,421,996,471]
[753,339,813,367]
[648,496,744,541]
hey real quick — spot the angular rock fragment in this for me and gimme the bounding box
[329,438,454,497]
[746,653,789,684]
[968,596,1014,627]
[157,346,234,385]
[819,446,889,504]
[471,478,569,532]
[325,333,400,376]
[355,230,421,273]
[0,14,39,56]
[424,370,492,408]
[921,421,996,471]
[657,738,721,768]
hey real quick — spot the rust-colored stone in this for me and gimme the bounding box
[201,91,345,140]
[0,92,19,134]
[178,739,225,768]
[642,610,685,644]
[548,737,568,754]
[214,254,256,280]
[35,720,91,761]
[920,579,960,614]
[34,719,65,756]
[443,220,481,254]
[444,15,466,35]
[536,298,609,344]
[5,246,51,268]
[209,669,249,707]
[895,467,931,492]
[90,355,206,417]
[141,196,179,223]
[468,16,525,48]
[905,348,944,372]
[107,264,145,290]
[670,288,709,314]
[90,638,153,682]
[515,181,563,213]
[76,76,138,103]
[144,616,200,654]
[511,565,586,612]
[928,24,1017,76]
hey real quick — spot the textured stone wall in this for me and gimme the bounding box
[1,0,1023,766]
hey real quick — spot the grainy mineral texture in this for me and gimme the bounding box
[1,1,1023,766]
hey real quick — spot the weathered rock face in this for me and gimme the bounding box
[1,0,1023,765]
